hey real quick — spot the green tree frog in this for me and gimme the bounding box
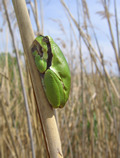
[31,35,71,108]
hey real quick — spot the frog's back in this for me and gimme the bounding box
[48,36,71,103]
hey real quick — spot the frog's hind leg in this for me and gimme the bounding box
[43,69,64,108]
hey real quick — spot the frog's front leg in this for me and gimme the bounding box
[43,69,65,108]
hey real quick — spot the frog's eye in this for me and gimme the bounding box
[43,36,49,44]
[37,45,43,57]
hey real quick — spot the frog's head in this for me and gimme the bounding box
[35,35,49,60]
[31,35,54,73]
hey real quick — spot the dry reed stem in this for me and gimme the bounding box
[0,96,19,158]
[39,0,44,34]
[28,0,41,34]
[102,0,120,71]
[114,0,120,58]
[2,0,36,157]
[12,0,63,157]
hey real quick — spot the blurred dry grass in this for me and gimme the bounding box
[0,0,120,158]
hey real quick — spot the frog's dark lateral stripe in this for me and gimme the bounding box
[40,35,53,69]
[45,36,53,69]
[31,40,43,57]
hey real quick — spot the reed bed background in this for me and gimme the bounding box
[0,0,120,158]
